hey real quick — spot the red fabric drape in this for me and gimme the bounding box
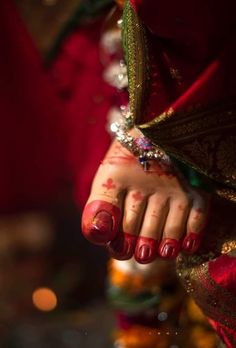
[49,20,114,207]
[0,0,114,211]
[0,0,68,212]
[130,0,236,122]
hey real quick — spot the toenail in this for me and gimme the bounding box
[108,232,137,260]
[162,244,174,258]
[93,211,113,233]
[108,233,126,254]
[158,239,180,259]
[81,201,121,245]
[140,245,150,259]
[185,239,194,250]
[135,237,158,264]
[182,232,202,254]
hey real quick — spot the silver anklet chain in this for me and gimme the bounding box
[110,107,171,171]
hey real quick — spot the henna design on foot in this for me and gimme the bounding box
[132,191,144,202]
[82,139,210,263]
[102,178,116,190]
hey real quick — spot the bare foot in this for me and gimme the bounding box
[82,138,209,264]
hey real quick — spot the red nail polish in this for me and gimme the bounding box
[135,237,158,264]
[108,232,137,260]
[158,239,180,259]
[81,201,121,245]
[182,232,202,254]
[93,210,113,230]
[140,245,150,259]
[186,239,194,250]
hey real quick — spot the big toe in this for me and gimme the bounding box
[82,200,121,245]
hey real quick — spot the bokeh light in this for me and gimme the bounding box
[32,287,57,312]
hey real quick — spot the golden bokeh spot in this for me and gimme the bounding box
[32,287,57,312]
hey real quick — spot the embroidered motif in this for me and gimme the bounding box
[221,240,236,254]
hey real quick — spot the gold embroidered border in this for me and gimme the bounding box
[122,0,150,123]
[216,188,236,204]
[138,101,236,190]
[221,241,236,254]
[178,254,236,339]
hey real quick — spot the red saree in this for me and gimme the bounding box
[0,0,114,211]
[0,0,68,212]
[49,17,114,207]
[124,0,236,346]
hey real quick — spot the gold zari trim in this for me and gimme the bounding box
[122,0,150,123]
[178,254,236,341]
[221,241,236,254]
[216,188,236,203]
[138,102,236,190]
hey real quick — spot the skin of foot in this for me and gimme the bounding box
[82,135,209,264]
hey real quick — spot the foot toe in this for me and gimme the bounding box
[134,195,167,263]
[160,198,190,259]
[182,232,203,254]
[108,190,146,260]
[82,200,121,245]
[134,236,158,264]
[182,193,209,254]
[108,232,137,260]
[158,238,181,259]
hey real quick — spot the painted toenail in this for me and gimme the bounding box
[140,245,150,259]
[182,232,202,254]
[108,232,137,260]
[185,239,194,250]
[81,201,121,245]
[163,244,174,258]
[158,239,180,259]
[93,211,113,233]
[108,233,126,254]
[135,237,158,264]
